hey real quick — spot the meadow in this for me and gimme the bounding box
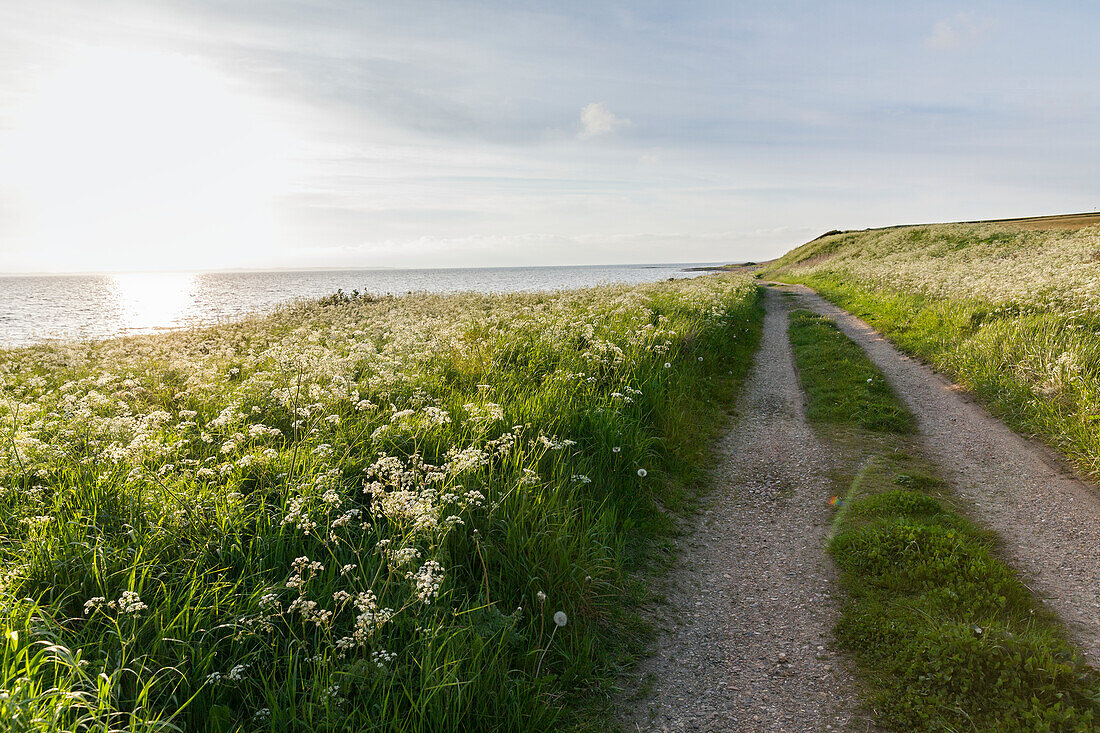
[0,275,761,732]
[768,222,1100,478]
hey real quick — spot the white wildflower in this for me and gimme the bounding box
[117,591,147,614]
[371,648,396,670]
[409,560,445,604]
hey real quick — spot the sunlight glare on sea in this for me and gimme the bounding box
[109,272,197,334]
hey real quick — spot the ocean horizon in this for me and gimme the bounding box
[0,262,723,347]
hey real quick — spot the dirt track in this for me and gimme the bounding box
[622,287,869,731]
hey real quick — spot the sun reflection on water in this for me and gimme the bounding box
[109,272,197,334]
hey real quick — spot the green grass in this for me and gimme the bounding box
[787,304,1100,731]
[0,276,764,732]
[787,309,914,433]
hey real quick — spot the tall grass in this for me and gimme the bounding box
[0,275,761,731]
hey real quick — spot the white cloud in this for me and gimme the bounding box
[925,13,994,51]
[578,102,630,139]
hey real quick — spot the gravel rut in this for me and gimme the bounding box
[623,287,870,731]
[786,283,1100,662]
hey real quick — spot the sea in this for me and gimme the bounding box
[0,263,719,347]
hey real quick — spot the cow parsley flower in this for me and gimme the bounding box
[117,591,147,614]
[409,561,445,604]
[372,648,396,670]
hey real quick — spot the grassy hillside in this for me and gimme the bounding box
[0,275,762,732]
[767,219,1100,478]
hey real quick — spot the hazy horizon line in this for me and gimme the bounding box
[0,260,736,278]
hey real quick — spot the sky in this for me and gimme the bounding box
[0,1,1097,273]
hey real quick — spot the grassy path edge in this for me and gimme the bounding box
[583,286,767,729]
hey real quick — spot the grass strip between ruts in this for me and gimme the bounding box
[786,309,914,434]
[764,221,1100,482]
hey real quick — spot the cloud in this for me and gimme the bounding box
[925,13,994,51]
[578,102,630,139]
